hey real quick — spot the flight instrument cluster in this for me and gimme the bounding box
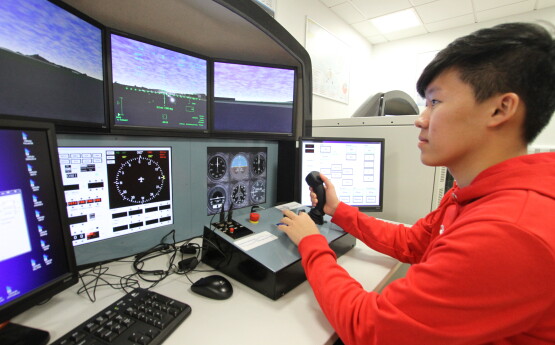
[207,147,267,215]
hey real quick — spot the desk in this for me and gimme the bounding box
[12,239,398,345]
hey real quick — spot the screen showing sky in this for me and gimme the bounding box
[214,62,295,103]
[0,0,103,80]
[111,34,207,96]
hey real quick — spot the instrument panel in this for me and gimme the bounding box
[207,147,267,215]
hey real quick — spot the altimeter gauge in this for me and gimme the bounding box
[208,154,227,180]
[251,152,266,176]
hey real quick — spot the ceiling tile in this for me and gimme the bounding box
[536,0,555,8]
[350,0,413,18]
[415,0,473,23]
[475,0,535,21]
[473,0,527,12]
[320,0,348,7]
[352,20,381,36]
[331,2,366,23]
[319,0,555,45]
[383,25,427,40]
[424,13,475,32]
[409,0,437,5]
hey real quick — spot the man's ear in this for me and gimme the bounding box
[488,92,521,128]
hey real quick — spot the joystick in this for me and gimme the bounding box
[305,171,326,225]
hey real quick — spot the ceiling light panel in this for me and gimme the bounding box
[370,8,422,33]
[351,0,413,18]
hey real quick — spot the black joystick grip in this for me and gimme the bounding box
[305,171,326,225]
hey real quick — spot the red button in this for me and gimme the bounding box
[249,213,260,223]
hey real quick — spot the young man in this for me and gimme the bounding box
[278,22,555,344]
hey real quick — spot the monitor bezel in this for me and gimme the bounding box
[107,28,211,137]
[0,118,78,324]
[57,144,176,269]
[298,136,385,212]
[0,0,109,132]
[211,58,298,139]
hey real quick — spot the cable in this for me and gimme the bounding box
[77,263,140,302]
[132,229,179,284]
[76,230,231,301]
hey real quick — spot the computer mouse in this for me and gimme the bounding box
[191,274,233,300]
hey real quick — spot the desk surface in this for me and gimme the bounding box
[13,240,398,345]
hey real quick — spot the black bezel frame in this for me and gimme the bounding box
[106,28,211,138]
[56,144,175,269]
[210,58,298,140]
[0,0,109,132]
[0,118,78,324]
[297,137,385,212]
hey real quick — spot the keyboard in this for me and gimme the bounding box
[51,288,192,345]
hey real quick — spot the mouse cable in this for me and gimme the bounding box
[77,229,180,302]
[77,263,140,302]
[132,230,179,285]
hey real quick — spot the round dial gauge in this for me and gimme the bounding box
[251,152,266,176]
[208,155,227,180]
[230,153,249,180]
[114,156,165,204]
[208,186,226,212]
[231,183,247,206]
[250,180,266,204]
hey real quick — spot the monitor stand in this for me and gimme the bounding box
[0,322,50,345]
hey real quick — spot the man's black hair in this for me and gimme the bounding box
[416,22,555,143]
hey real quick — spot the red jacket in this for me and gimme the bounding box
[299,153,555,345]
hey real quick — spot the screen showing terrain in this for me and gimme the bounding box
[111,33,208,131]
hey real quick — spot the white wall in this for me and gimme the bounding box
[272,3,555,145]
[369,6,555,147]
[274,0,375,120]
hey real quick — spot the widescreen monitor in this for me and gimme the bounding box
[0,0,106,128]
[299,137,385,211]
[212,60,296,136]
[57,146,173,266]
[0,119,77,344]
[109,31,208,132]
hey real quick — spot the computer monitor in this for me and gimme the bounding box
[109,31,208,133]
[0,0,106,129]
[0,119,77,345]
[212,60,296,137]
[299,137,385,211]
[57,146,173,267]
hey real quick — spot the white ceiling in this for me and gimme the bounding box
[319,0,555,44]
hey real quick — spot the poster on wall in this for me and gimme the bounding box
[305,17,350,104]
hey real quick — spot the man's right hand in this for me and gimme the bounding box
[309,173,340,217]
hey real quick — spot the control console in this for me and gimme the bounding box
[201,203,355,300]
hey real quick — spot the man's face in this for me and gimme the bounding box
[414,68,496,170]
